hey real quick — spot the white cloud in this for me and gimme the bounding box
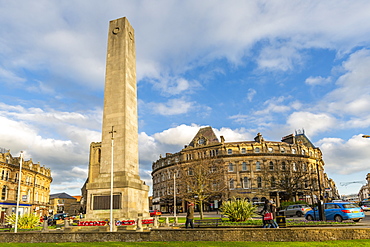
[153,124,200,146]
[286,112,337,136]
[323,49,370,116]
[247,88,257,102]
[215,127,254,142]
[0,103,101,194]
[147,98,195,115]
[257,45,302,72]
[317,134,370,175]
[305,76,332,86]
[151,76,201,96]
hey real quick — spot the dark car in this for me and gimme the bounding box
[53,213,68,220]
[305,202,365,222]
[279,204,312,217]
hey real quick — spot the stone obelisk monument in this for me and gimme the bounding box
[85,17,149,220]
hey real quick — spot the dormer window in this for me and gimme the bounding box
[198,137,206,145]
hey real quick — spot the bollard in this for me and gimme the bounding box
[165,217,170,227]
[174,216,178,225]
[153,216,159,228]
[42,219,49,232]
[64,219,69,227]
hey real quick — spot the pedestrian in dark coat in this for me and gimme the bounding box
[185,202,194,229]
[260,199,276,228]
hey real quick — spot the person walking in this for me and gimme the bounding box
[260,199,276,228]
[185,202,194,229]
[270,200,279,228]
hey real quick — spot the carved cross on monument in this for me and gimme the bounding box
[109,126,116,139]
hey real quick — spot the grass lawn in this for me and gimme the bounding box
[1,240,370,246]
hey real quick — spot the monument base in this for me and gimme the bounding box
[85,184,149,220]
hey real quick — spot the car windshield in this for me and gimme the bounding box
[362,202,370,206]
[342,203,360,209]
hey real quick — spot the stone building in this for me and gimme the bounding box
[151,127,339,212]
[358,173,370,201]
[0,148,52,224]
[49,192,82,216]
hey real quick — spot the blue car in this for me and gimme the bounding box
[305,202,365,222]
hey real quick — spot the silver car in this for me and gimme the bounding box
[280,204,312,217]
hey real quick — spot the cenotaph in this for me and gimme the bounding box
[85,17,149,220]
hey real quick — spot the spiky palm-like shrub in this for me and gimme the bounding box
[220,197,257,222]
[6,213,41,229]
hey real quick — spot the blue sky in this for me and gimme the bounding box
[1,0,370,197]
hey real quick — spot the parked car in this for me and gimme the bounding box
[149,210,162,217]
[360,201,370,211]
[279,204,312,217]
[53,213,68,220]
[305,202,365,222]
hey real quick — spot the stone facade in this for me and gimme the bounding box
[358,173,370,201]
[152,127,339,212]
[0,148,52,224]
[84,17,149,220]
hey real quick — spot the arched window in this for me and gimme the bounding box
[228,163,234,172]
[302,163,307,171]
[1,185,7,200]
[241,148,246,154]
[281,148,286,153]
[292,148,296,154]
[242,162,247,171]
[257,177,262,188]
[269,161,274,170]
[255,147,260,153]
[97,148,101,163]
[271,177,276,188]
[256,161,261,171]
[281,162,286,170]
[243,177,249,189]
[268,147,273,153]
[227,149,233,155]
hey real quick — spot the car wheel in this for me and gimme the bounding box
[353,219,362,222]
[334,215,343,222]
[306,215,314,221]
[296,211,303,217]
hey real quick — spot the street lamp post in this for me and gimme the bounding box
[15,151,23,233]
[109,126,116,232]
[316,159,326,221]
[173,172,176,218]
